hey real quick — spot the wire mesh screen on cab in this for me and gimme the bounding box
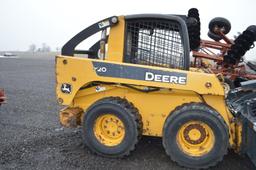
[125,19,185,69]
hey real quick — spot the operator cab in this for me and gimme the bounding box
[61,15,190,70]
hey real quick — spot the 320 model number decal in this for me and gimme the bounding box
[93,66,107,73]
[92,62,187,85]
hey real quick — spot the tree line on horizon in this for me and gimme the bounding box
[28,43,59,52]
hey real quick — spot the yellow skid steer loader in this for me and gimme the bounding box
[55,11,256,169]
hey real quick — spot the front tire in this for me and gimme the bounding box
[163,103,229,169]
[82,97,142,158]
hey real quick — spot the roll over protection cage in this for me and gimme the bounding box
[61,16,118,56]
[61,14,190,70]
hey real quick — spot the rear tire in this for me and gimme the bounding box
[82,97,142,158]
[163,103,229,169]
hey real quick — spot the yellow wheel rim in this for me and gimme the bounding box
[93,114,125,147]
[176,121,215,157]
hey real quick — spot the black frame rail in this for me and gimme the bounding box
[61,16,118,56]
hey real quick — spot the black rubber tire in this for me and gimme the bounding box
[209,17,231,35]
[208,31,223,41]
[246,25,256,41]
[188,8,200,22]
[187,17,201,50]
[163,103,229,169]
[187,8,201,50]
[82,97,142,158]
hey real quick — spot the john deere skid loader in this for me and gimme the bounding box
[55,12,256,169]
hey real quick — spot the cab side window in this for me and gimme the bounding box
[124,19,185,69]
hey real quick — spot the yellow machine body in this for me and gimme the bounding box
[55,55,237,147]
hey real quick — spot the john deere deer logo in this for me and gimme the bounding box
[61,83,72,94]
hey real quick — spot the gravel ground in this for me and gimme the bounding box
[0,53,255,170]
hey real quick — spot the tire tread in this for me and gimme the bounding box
[163,102,229,169]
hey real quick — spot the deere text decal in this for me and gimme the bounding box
[93,62,187,85]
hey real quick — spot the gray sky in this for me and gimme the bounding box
[1,0,256,58]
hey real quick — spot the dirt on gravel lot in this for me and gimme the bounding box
[0,52,255,170]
